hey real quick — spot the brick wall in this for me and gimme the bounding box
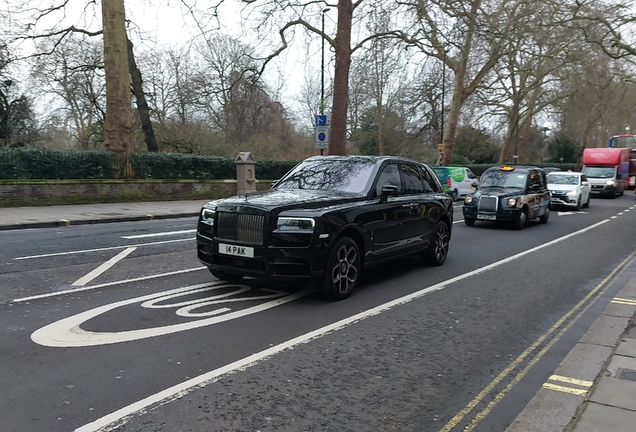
[0,180,273,206]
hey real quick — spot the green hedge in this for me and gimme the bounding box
[0,148,299,180]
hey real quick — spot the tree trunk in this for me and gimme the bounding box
[102,0,133,177]
[329,0,353,156]
[127,38,158,152]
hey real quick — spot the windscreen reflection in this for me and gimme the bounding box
[479,170,527,188]
[274,158,376,193]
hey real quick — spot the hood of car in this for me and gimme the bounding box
[206,188,364,212]
[548,184,577,192]
[472,187,526,199]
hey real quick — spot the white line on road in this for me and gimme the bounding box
[71,248,137,286]
[74,218,611,432]
[13,238,193,260]
[121,229,196,239]
[11,266,206,303]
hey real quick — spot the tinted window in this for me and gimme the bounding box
[275,159,375,193]
[402,164,424,194]
[466,169,476,179]
[375,163,403,196]
[420,166,439,193]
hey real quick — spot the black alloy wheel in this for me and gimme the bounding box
[210,268,244,281]
[320,237,361,300]
[422,221,450,266]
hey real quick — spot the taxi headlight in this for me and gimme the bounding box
[606,180,616,186]
[277,217,315,231]
[464,196,473,204]
[200,208,215,225]
[507,198,517,206]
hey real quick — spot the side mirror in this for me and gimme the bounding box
[380,184,399,202]
[471,181,479,189]
[582,181,589,186]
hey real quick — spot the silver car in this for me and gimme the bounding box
[547,171,591,210]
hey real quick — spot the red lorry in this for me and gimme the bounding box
[582,147,630,198]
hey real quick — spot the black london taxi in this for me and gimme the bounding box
[196,155,454,300]
[462,165,551,230]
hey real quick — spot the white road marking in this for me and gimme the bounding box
[121,230,196,239]
[71,248,137,286]
[11,267,206,303]
[14,238,193,260]
[73,218,611,432]
[31,283,311,347]
[557,211,588,216]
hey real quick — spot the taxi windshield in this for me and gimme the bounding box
[479,170,527,189]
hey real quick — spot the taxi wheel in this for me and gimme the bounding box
[465,217,476,226]
[540,207,550,223]
[319,236,360,300]
[422,221,450,266]
[513,208,527,230]
[209,268,244,281]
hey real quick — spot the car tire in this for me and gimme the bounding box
[576,197,582,211]
[513,208,527,230]
[422,221,450,266]
[319,236,361,300]
[540,207,550,223]
[464,217,476,226]
[209,268,244,281]
[583,194,590,208]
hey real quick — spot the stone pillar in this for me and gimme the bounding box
[235,152,257,195]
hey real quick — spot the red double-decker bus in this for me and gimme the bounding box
[607,134,636,189]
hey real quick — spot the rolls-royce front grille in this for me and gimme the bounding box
[478,196,498,212]
[216,212,264,244]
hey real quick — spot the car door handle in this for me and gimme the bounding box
[402,203,419,209]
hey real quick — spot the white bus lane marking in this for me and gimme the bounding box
[31,282,312,347]
[13,238,192,260]
[72,247,137,286]
[121,229,196,239]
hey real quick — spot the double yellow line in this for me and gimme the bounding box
[440,249,636,432]
[542,374,592,396]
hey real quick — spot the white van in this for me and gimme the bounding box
[432,166,478,201]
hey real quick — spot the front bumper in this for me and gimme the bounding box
[196,232,327,280]
[550,196,578,208]
[590,185,617,197]
[462,205,522,222]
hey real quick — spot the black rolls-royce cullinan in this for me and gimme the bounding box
[196,155,454,300]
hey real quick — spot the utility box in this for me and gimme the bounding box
[235,152,257,195]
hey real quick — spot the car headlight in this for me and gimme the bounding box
[606,180,615,186]
[508,198,517,206]
[464,196,473,204]
[200,207,216,225]
[566,190,577,196]
[276,217,315,231]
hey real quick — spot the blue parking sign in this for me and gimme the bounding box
[316,115,327,126]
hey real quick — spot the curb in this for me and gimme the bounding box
[0,212,200,231]
[506,270,636,432]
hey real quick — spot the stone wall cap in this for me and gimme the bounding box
[235,152,256,163]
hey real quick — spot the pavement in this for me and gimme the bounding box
[1,200,636,431]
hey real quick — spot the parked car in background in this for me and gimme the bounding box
[432,166,478,201]
[196,156,454,300]
[462,165,551,230]
[547,171,591,210]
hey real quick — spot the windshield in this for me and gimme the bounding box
[274,158,376,193]
[582,166,615,179]
[479,170,527,188]
[547,174,579,185]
